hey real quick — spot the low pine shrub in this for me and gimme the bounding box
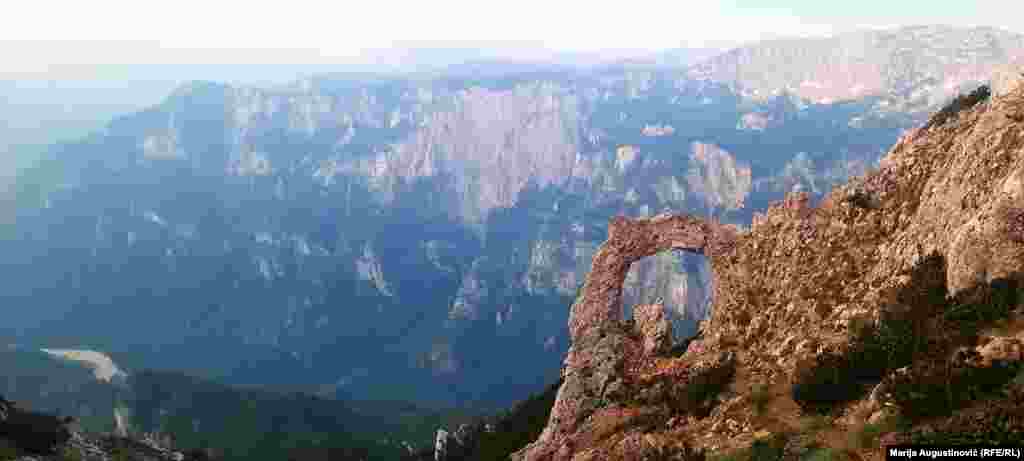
[884,361,1022,419]
[799,415,831,435]
[792,254,968,414]
[925,85,991,129]
[847,422,884,450]
[749,434,787,461]
[61,446,84,461]
[0,440,19,461]
[750,383,771,416]
[943,278,1018,338]
[708,433,788,461]
[804,448,846,461]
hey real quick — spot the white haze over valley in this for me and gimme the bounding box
[40,348,127,384]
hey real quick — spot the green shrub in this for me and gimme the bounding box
[907,407,1024,445]
[110,445,132,461]
[709,451,747,461]
[1013,367,1024,387]
[848,423,884,450]
[943,278,1018,338]
[709,434,790,461]
[749,434,788,461]
[750,383,771,416]
[0,439,19,461]
[799,415,831,434]
[474,380,561,460]
[675,358,736,418]
[804,448,846,461]
[792,312,917,413]
[885,361,1023,419]
[61,446,85,461]
[792,254,955,413]
[910,429,1024,445]
[876,274,1022,421]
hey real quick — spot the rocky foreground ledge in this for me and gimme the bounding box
[1,395,213,461]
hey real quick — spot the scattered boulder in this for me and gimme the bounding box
[633,303,674,356]
[0,396,10,423]
[977,336,1024,367]
[842,188,875,209]
[431,423,485,461]
[434,428,449,461]
[1002,205,1024,243]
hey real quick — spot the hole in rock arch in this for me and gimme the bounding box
[622,249,712,342]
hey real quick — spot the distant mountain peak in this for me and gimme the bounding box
[689,24,1024,109]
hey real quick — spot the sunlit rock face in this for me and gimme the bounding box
[449,258,490,323]
[388,84,580,224]
[686,142,752,213]
[992,64,1024,97]
[355,241,394,297]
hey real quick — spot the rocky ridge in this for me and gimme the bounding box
[691,25,1024,110]
[1,395,199,461]
[513,73,1024,460]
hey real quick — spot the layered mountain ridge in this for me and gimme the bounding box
[3,25,1021,407]
[692,25,1024,108]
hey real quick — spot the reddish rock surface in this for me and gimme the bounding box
[514,214,735,461]
[514,78,1024,461]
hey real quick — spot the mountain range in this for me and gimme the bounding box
[2,25,1021,413]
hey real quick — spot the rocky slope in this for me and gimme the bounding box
[512,73,1024,460]
[2,26,1018,407]
[0,395,193,461]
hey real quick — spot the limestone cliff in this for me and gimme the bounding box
[514,77,1024,460]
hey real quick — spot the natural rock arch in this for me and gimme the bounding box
[567,214,734,343]
[621,249,712,343]
[515,213,736,461]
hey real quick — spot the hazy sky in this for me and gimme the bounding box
[1,0,1022,73]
